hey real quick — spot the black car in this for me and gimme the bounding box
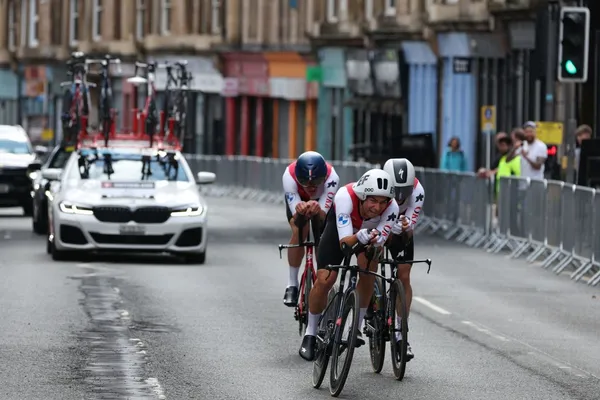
[0,125,47,215]
[29,145,74,234]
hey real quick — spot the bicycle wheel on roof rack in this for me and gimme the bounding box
[175,90,188,145]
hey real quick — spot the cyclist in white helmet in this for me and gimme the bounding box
[298,169,399,361]
[381,158,425,361]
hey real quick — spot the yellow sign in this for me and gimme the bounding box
[535,121,563,145]
[41,129,54,141]
[480,106,496,133]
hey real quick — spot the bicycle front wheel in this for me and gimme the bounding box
[389,279,409,381]
[368,277,387,373]
[312,285,337,388]
[329,289,360,397]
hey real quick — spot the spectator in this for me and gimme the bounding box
[575,124,592,181]
[440,136,468,172]
[477,131,509,179]
[514,121,547,181]
[495,135,520,195]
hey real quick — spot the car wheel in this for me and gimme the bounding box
[33,213,47,235]
[184,251,206,265]
[23,201,33,217]
[50,237,72,261]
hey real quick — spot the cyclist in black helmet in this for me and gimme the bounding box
[281,151,339,307]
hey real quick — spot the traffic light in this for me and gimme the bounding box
[557,6,590,83]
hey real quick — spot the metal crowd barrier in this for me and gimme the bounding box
[185,154,600,287]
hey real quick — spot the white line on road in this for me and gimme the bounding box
[146,377,167,399]
[413,296,452,315]
[461,320,510,342]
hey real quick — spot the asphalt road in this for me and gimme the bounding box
[1,199,599,400]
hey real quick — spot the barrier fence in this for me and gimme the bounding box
[186,154,600,287]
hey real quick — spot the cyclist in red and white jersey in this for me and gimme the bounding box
[299,169,398,361]
[282,151,339,308]
[382,158,425,361]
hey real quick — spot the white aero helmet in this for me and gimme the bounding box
[383,158,415,203]
[352,169,395,201]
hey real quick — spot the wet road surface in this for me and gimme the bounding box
[1,200,599,399]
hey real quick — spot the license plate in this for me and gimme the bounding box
[119,225,146,235]
[0,184,10,193]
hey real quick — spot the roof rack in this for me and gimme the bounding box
[73,108,182,152]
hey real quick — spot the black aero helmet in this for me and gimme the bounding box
[295,151,328,187]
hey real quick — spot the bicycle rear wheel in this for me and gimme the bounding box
[389,279,409,381]
[312,285,338,388]
[367,277,386,373]
[329,289,360,397]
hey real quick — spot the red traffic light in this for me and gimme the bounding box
[547,145,558,156]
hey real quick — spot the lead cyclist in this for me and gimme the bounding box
[381,158,425,361]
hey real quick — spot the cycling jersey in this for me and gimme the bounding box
[397,178,425,229]
[334,183,400,239]
[282,161,339,216]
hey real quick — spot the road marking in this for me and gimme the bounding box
[146,377,167,399]
[462,320,510,342]
[413,296,451,315]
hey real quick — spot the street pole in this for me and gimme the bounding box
[564,82,578,183]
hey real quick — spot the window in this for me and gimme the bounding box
[384,0,396,16]
[136,0,146,39]
[69,0,79,45]
[28,0,39,47]
[161,0,172,35]
[211,0,221,34]
[326,0,338,22]
[92,0,103,41]
[364,0,373,20]
[0,139,31,155]
[8,1,17,50]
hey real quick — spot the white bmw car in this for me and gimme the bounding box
[44,145,215,263]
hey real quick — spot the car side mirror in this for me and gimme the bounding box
[196,171,216,184]
[42,169,62,181]
[28,161,42,172]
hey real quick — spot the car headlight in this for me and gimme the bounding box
[28,171,39,180]
[59,201,94,215]
[170,205,204,217]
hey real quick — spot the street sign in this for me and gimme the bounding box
[535,121,564,145]
[480,106,496,134]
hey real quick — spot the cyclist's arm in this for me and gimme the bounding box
[317,167,340,218]
[403,182,425,229]
[334,188,359,248]
[374,200,399,244]
[283,168,302,219]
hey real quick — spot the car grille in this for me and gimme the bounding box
[0,167,29,186]
[90,232,173,245]
[93,206,171,223]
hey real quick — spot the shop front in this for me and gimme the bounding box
[222,53,269,156]
[317,48,352,160]
[149,55,223,154]
[265,52,316,159]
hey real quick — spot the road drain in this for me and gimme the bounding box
[73,270,165,399]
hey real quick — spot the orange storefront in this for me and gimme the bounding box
[264,53,318,159]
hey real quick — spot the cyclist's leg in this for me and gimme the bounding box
[300,209,343,361]
[353,248,380,347]
[388,233,415,359]
[283,197,309,306]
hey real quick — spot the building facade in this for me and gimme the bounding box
[220,0,321,159]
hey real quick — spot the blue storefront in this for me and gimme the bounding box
[317,48,353,160]
[437,32,506,171]
[402,41,438,138]
[0,68,20,125]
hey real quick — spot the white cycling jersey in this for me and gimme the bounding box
[334,183,400,240]
[397,178,425,229]
[282,161,340,216]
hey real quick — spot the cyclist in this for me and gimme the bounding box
[299,169,398,361]
[282,151,340,307]
[382,158,425,361]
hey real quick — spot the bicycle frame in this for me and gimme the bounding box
[278,216,317,334]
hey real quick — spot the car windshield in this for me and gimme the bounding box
[48,147,74,168]
[0,139,31,155]
[67,149,190,182]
